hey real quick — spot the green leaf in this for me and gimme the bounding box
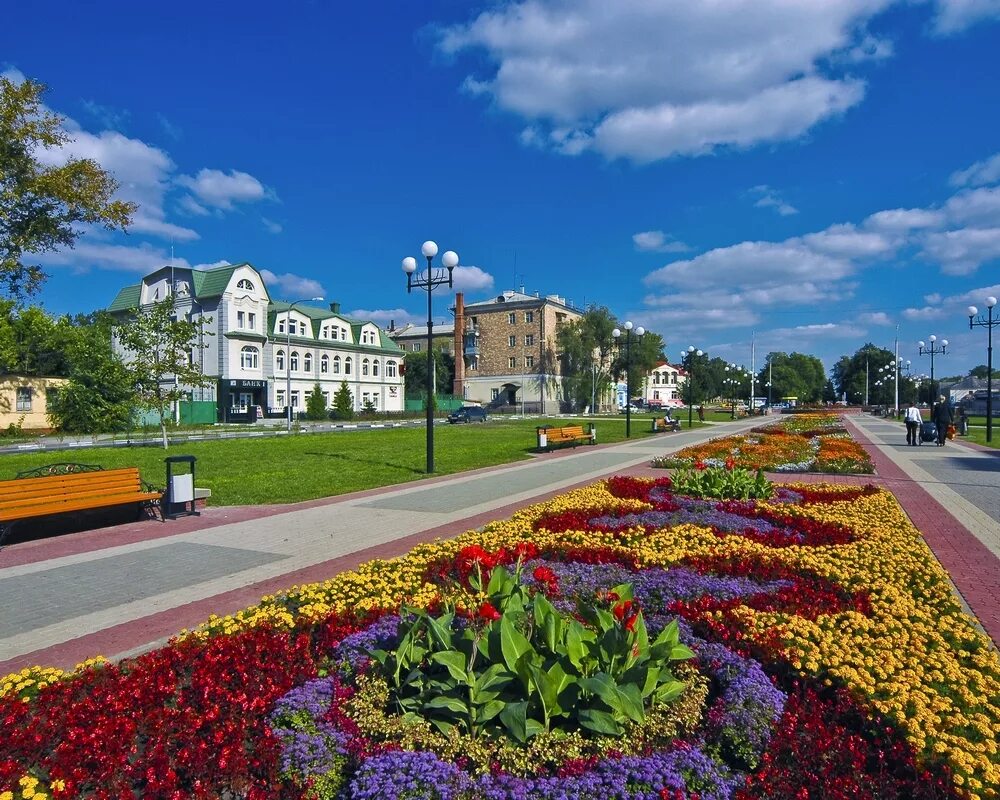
[500,615,533,674]
[478,700,505,723]
[425,613,454,651]
[654,679,686,705]
[581,673,644,723]
[473,663,513,697]
[609,583,634,602]
[486,564,513,596]
[578,708,623,735]
[430,650,468,683]
[529,663,563,722]
[423,695,469,715]
[669,643,695,661]
[565,620,587,670]
[499,701,530,742]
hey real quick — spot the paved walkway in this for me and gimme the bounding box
[1,413,997,674]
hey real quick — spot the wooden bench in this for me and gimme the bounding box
[652,417,682,433]
[537,425,595,451]
[0,463,163,548]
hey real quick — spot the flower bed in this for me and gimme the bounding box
[657,413,874,474]
[1,474,997,799]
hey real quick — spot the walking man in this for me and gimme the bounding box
[904,401,922,446]
[932,395,953,446]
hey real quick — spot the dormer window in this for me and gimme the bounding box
[237,279,254,291]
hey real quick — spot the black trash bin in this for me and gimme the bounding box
[164,455,200,519]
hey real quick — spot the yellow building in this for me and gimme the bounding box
[0,375,68,431]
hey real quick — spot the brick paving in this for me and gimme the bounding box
[1,412,997,675]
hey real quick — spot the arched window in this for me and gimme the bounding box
[276,349,285,371]
[304,353,313,373]
[372,360,379,377]
[386,360,397,378]
[332,355,341,374]
[345,357,352,375]
[237,279,254,291]
[321,354,329,374]
[241,346,259,369]
[362,358,370,377]
[290,351,299,372]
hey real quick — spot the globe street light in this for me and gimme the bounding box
[918,335,948,404]
[284,296,325,432]
[684,345,703,429]
[968,296,998,442]
[403,241,460,473]
[613,321,644,438]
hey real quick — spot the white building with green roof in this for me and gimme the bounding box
[108,263,405,420]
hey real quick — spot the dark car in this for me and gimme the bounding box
[447,406,488,424]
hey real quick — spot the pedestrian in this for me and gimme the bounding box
[697,405,705,422]
[931,395,953,446]
[957,406,968,436]
[904,401,922,446]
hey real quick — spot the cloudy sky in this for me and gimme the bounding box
[3,0,1000,374]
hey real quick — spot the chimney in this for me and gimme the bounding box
[389,319,395,332]
[453,292,465,397]
[329,301,340,314]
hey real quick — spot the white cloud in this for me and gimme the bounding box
[864,207,944,232]
[451,265,495,292]
[348,308,424,329]
[262,217,283,235]
[857,311,893,325]
[750,185,798,216]
[949,152,1000,188]
[633,230,691,253]
[177,195,210,217]
[800,223,896,258]
[931,0,1000,34]
[39,241,191,274]
[767,321,867,339]
[921,227,1000,274]
[903,305,948,321]
[924,293,943,304]
[259,269,326,300]
[943,185,1000,226]
[177,168,269,210]
[81,100,130,131]
[437,0,888,162]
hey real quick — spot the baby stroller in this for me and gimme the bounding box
[919,421,938,445]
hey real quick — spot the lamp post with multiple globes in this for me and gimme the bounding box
[402,241,459,473]
[684,345,703,429]
[918,335,948,406]
[968,296,997,443]
[613,321,644,438]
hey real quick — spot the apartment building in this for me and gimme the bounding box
[641,361,688,407]
[453,290,583,414]
[108,263,405,420]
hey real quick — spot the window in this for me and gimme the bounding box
[372,360,379,377]
[321,354,329,374]
[386,360,397,378]
[290,351,300,371]
[278,319,285,334]
[362,358,370,376]
[276,389,286,407]
[525,311,534,323]
[524,334,534,346]
[491,388,500,401]
[15,387,32,412]
[509,357,517,369]
[323,392,330,407]
[237,311,245,329]
[508,312,516,324]
[276,350,285,371]
[469,357,479,371]
[248,312,256,330]
[240,346,259,369]
[304,353,312,373]
[412,342,421,352]
[237,279,254,291]
[371,394,379,409]
[332,355,341,374]
[291,390,300,409]
[508,335,516,347]
[345,357,352,375]
[525,355,535,368]
[341,327,347,341]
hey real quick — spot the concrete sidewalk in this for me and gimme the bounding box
[0,417,762,673]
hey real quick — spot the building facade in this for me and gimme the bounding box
[386,321,455,355]
[453,290,583,414]
[108,263,405,420]
[642,362,688,407]
[0,375,68,431]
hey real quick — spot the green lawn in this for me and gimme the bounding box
[0,415,742,506]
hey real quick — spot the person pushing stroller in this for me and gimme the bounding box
[904,401,922,446]
[932,395,953,447]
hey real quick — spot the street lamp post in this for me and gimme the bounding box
[968,296,998,442]
[285,296,325,432]
[685,345,703,429]
[918,335,948,404]
[403,241,460,473]
[613,321,644,438]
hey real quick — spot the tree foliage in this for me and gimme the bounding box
[402,347,455,400]
[556,305,618,410]
[831,344,894,404]
[333,380,354,420]
[0,76,134,301]
[757,352,828,404]
[305,382,328,420]
[114,298,214,448]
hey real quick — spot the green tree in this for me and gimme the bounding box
[556,306,618,411]
[402,348,454,401]
[757,352,829,404]
[680,349,711,407]
[1,76,134,301]
[333,380,354,420]
[305,382,328,420]
[114,298,214,448]
[831,344,893,404]
[47,312,135,433]
[615,329,666,402]
[970,364,1000,380]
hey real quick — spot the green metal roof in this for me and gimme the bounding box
[108,284,141,312]
[191,263,246,299]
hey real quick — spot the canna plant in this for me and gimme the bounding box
[669,461,773,500]
[368,562,693,743]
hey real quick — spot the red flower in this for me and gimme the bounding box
[533,566,557,584]
[725,456,736,470]
[478,602,501,622]
[694,459,707,470]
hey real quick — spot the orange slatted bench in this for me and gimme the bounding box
[0,463,162,548]
[536,425,595,451]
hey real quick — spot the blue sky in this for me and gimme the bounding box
[3,0,1000,376]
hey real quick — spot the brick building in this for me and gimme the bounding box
[453,290,583,414]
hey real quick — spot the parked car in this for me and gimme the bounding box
[447,406,488,424]
[619,404,643,414]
